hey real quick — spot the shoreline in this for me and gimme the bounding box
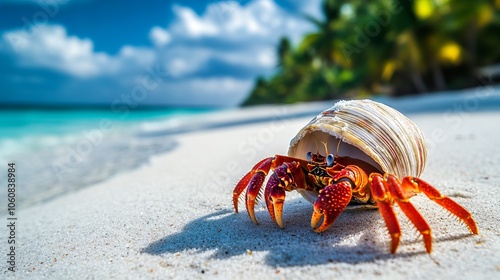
[8,86,500,209]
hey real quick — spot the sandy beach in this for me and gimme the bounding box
[3,90,500,279]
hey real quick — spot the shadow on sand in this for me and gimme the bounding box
[139,198,463,267]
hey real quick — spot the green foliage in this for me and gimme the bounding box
[243,0,500,106]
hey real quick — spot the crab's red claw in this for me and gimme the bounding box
[312,181,352,232]
[265,175,286,228]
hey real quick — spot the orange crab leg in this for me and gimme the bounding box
[245,157,274,224]
[402,177,478,235]
[232,157,273,213]
[385,174,432,253]
[369,174,401,254]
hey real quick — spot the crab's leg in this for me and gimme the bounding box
[233,155,307,213]
[402,177,478,235]
[384,174,433,253]
[369,173,402,254]
[232,157,273,213]
[264,168,286,228]
[234,157,275,224]
[265,161,308,228]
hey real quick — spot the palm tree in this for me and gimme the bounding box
[242,0,500,105]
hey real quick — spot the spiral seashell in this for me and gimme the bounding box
[288,99,427,203]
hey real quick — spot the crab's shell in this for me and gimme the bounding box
[287,99,427,204]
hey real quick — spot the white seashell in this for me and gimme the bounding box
[287,99,427,204]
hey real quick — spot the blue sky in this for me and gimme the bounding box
[0,0,321,107]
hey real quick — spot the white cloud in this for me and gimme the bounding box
[156,77,254,106]
[1,24,158,78]
[117,45,156,67]
[149,26,171,47]
[213,46,276,68]
[168,1,310,43]
[0,0,322,106]
[2,25,109,77]
[171,5,219,37]
[152,0,317,79]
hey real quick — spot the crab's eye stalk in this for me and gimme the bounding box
[306,152,312,162]
[326,154,335,166]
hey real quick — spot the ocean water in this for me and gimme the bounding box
[0,108,214,159]
[0,107,214,207]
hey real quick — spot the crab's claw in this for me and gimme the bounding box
[264,176,286,228]
[311,181,352,232]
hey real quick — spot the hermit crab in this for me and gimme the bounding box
[232,99,478,254]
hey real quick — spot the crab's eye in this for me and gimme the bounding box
[326,154,335,166]
[306,152,312,162]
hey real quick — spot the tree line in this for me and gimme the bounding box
[243,0,500,105]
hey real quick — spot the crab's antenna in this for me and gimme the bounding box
[335,140,342,157]
[314,138,320,153]
[320,141,329,155]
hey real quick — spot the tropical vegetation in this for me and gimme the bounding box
[243,0,500,105]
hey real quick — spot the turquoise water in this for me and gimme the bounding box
[0,107,214,159]
[0,107,217,206]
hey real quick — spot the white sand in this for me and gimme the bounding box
[3,92,500,279]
